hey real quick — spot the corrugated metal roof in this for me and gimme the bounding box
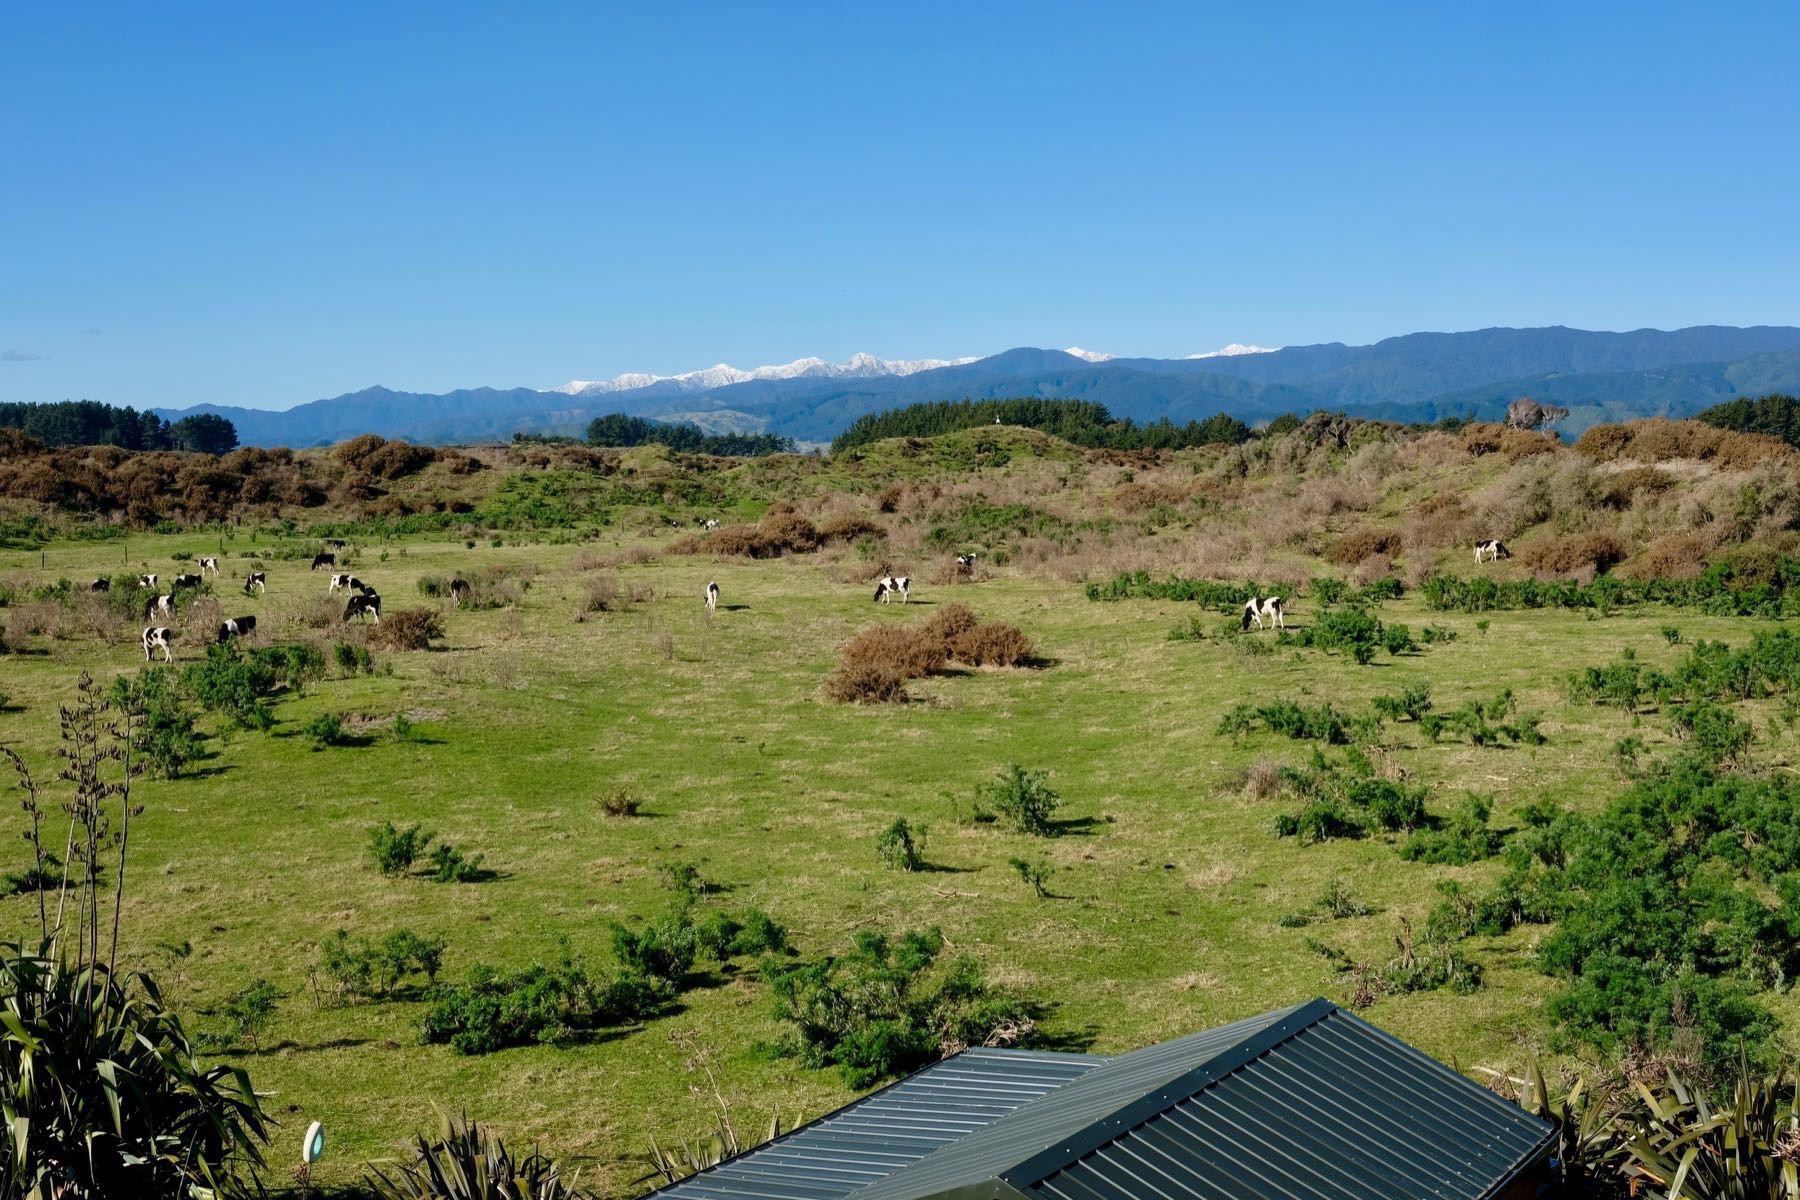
[646,1000,1555,1200]
[847,1003,1310,1200]
[646,1048,1105,1200]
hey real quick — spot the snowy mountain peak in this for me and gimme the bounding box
[1187,343,1279,359]
[1063,346,1115,363]
[558,352,976,397]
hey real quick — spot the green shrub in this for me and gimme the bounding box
[183,643,278,730]
[875,818,928,871]
[1371,683,1432,723]
[426,841,488,883]
[610,904,698,985]
[316,929,447,1003]
[420,942,667,1055]
[303,712,347,750]
[369,822,434,876]
[1401,795,1503,865]
[1008,856,1054,898]
[333,640,373,676]
[978,765,1061,835]
[211,978,279,1050]
[112,666,202,779]
[760,927,1038,1087]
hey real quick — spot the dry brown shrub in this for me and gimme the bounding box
[1350,553,1395,588]
[1521,532,1629,577]
[1599,467,1677,509]
[576,575,622,615]
[874,484,905,513]
[1459,423,1560,461]
[841,625,949,678]
[823,664,909,704]
[921,603,979,649]
[951,622,1035,667]
[1241,760,1284,800]
[1111,481,1191,513]
[817,514,883,543]
[368,607,444,650]
[1324,527,1402,565]
[1574,423,1633,462]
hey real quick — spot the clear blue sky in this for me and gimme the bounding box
[4,2,1798,411]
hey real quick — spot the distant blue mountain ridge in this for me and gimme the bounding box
[152,325,1800,447]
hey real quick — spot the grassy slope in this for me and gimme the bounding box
[1,523,1794,1190]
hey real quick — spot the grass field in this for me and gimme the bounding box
[1,525,1794,1193]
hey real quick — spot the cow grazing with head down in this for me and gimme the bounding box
[328,573,363,594]
[344,592,381,623]
[89,577,111,592]
[145,593,175,621]
[198,556,221,574]
[311,553,335,571]
[1241,595,1285,631]
[142,626,174,663]
[449,579,471,608]
[955,553,979,570]
[242,571,266,595]
[1474,539,1510,564]
[217,615,256,643]
[138,574,158,590]
[873,575,911,604]
[705,581,720,611]
[172,573,204,591]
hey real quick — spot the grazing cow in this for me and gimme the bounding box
[702,518,721,530]
[145,593,175,620]
[343,592,381,623]
[873,575,911,604]
[138,573,158,590]
[311,553,335,571]
[1241,595,1286,631]
[449,578,471,607]
[198,556,221,574]
[172,573,204,590]
[705,581,720,611]
[955,553,979,571]
[242,571,267,595]
[328,573,362,593]
[89,577,111,592]
[142,626,174,663]
[323,538,347,549]
[1474,539,1510,564]
[217,614,257,642]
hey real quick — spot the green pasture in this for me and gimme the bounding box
[0,529,1791,1192]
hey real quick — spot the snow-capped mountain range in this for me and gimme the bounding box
[558,352,978,396]
[147,327,1800,449]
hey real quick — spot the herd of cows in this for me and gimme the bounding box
[123,539,473,664]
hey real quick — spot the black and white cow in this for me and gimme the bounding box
[343,592,381,623]
[705,581,720,611]
[1241,595,1285,631]
[702,518,721,530]
[138,573,158,590]
[311,553,335,571]
[873,575,911,604]
[198,556,221,574]
[323,538,347,549]
[141,626,174,663]
[449,579,471,607]
[172,573,205,590]
[1474,539,1510,564]
[145,593,175,621]
[217,615,257,643]
[242,571,267,595]
[955,553,979,571]
[89,577,111,592]
[328,573,363,594]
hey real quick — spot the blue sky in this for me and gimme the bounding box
[4,2,1798,411]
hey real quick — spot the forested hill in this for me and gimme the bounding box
[0,399,237,454]
[831,398,1251,452]
[1696,393,1800,448]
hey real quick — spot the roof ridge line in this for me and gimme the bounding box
[996,996,1340,1190]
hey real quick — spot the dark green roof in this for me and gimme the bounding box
[649,999,1555,1200]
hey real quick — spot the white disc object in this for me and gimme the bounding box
[303,1120,326,1164]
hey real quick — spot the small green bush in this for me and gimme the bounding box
[978,765,1062,836]
[303,712,347,750]
[1008,856,1054,898]
[876,818,928,871]
[369,822,434,877]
